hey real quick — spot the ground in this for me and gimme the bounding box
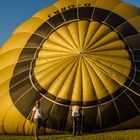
[0,129,140,140]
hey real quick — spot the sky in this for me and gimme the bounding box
[0,0,140,48]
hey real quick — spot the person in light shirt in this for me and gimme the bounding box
[30,100,42,140]
[71,105,81,136]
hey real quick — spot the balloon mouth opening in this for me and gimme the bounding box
[32,19,133,106]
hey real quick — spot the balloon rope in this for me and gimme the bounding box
[39,93,69,107]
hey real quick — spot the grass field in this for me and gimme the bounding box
[1,129,140,140]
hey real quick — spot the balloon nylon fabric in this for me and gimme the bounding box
[0,0,140,134]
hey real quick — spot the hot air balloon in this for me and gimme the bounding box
[0,0,140,135]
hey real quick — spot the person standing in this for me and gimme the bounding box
[71,105,81,136]
[30,100,42,140]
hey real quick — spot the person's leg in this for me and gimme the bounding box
[36,118,42,140]
[75,117,80,135]
[34,118,42,140]
[73,117,76,135]
[34,119,38,139]
[37,118,42,138]
[77,116,81,135]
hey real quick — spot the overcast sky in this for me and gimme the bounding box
[0,0,140,47]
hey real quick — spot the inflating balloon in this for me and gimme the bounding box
[1,0,140,134]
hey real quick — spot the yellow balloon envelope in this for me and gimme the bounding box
[1,0,140,134]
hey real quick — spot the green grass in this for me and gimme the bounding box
[1,129,140,140]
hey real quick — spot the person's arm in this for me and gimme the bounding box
[30,108,36,123]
